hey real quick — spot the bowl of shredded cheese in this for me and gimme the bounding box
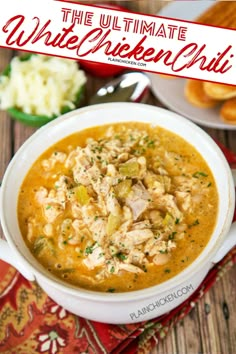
[0,54,87,127]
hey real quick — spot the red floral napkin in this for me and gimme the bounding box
[0,142,235,354]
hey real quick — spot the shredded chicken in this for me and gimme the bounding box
[31,126,209,281]
[41,152,67,171]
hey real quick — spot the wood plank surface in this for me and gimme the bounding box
[0,1,235,354]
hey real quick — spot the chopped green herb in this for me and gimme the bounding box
[116,253,127,261]
[147,140,155,148]
[168,232,177,240]
[132,148,146,156]
[85,246,93,255]
[110,266,115,273]
[164,269,171,273]
[175,218,180,224]
[188,219,200,228]
[107,288,116,293]
[192,171,208,178]
[96,146,103,152]
[129,135,135,142]
[45,205,52,210]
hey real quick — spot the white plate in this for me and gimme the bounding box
[148,1,236,130]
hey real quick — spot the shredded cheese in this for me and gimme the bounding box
[0,55,87,116]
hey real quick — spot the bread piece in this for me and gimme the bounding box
[203,83,236,100]
[184,2,236,113]
[184,80,218,108]
[196,2,236,28]
[220,97,236,124]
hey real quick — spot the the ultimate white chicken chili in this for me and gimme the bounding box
[18,122,218,292]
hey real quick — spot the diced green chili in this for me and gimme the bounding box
[119,162,140,177]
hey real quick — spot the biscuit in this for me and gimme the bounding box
[183,2,236,124]
[220,97,236,124]
[196,2,236,28]
[203,83,236,100]
[184,80,218,108]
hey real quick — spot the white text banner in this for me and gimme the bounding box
[0,0,235,85]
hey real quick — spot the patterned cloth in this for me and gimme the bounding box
[0,142,235,354]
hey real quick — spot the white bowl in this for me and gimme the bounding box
[0,103,235,324]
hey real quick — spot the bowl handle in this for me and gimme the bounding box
[0,238,35,281]
[212,222,236,264]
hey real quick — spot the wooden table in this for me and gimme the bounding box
[0,1,235,353]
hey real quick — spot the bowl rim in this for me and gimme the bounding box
[0,102,235,302]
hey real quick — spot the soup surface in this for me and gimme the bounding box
[18,122,218,292]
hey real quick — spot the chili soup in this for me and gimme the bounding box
[18,122,218,292]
